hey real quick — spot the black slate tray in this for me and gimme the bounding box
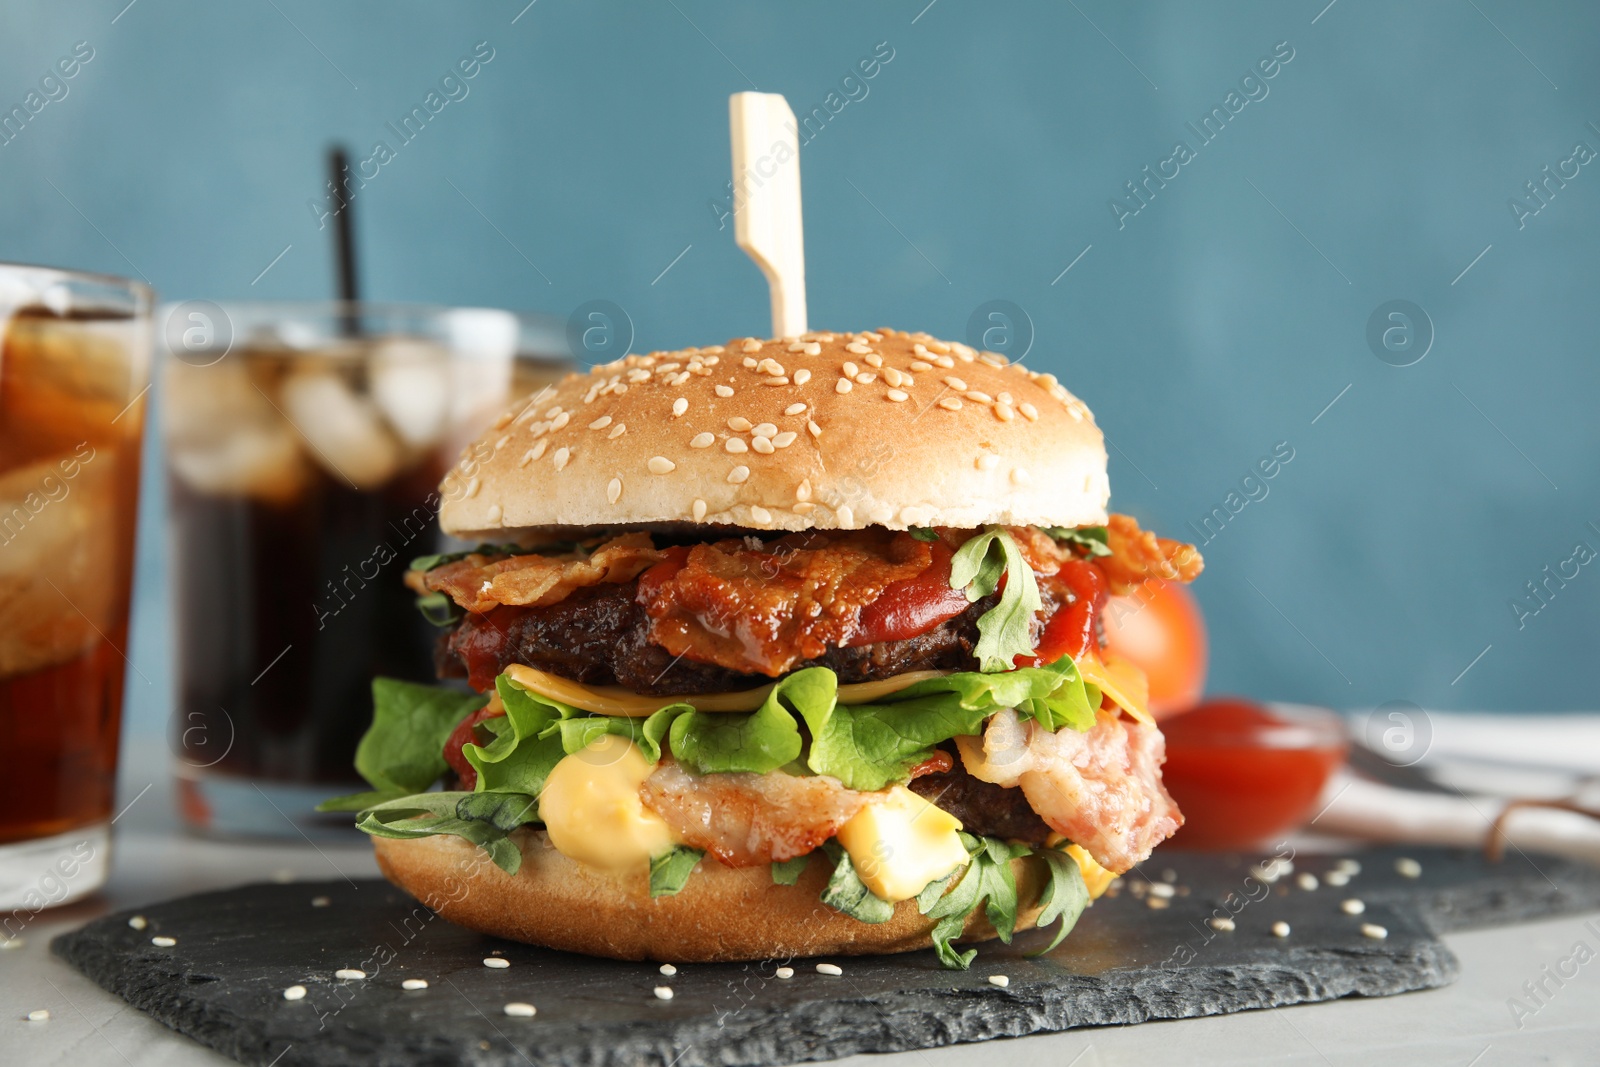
[53,846,1600,1067]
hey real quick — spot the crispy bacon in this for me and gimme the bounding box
[1098,513,1203,595]
[643,530,934,677]
[640,760,872,867]
[955,708,1182,873]
[408,533,663,614]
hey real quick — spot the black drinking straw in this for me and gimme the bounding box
[328,145,360,335]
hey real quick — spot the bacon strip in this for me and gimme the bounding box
[640,760,873,867]
[956,708,1183,873]
[1098,513,1203,594]
[408,533,663,614]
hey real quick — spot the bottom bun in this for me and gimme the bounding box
[374,830,1048,963]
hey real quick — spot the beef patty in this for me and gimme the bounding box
[440,580,1007,695]
[908,755,1053,846]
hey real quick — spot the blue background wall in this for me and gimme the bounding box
[2,1,1596,745]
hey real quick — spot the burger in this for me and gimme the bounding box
[323,328,1202,968]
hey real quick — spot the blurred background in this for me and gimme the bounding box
[2,0,1596,755]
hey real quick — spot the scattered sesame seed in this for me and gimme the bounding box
[503,1002,537,1018]
[283,985,308,1001]
[751,436,775,454]
[727,466,750,484]
[977,453,999,471]
[1208,917,1235,932]
[608,423,627,439]
[775,967,795,979]
[743,357,759,368]
[1272,921,1292,937]
[335,968,366,979]
[998,392,1014,405]
[692,499,707,521]
[1146,896,1170,910]
[729,416,753,431]
[402,979,429,990]
[1325,870,1351,887]
[1011,468,1031,485]
[785,402,807,416]
[846,342,871,355]
[530,440,548,461]
[935,355,956,368]
[653,986,674,1001]
[758,359,786,376]
[1296,873,1319,891]
[690,432,715,449]
[807,420,822,437]
[886,389,909,402]
[796,480,812,502]
[944,376,968,391]
[1149,882,1175,899]
[836,378,853,394]
[1340,899,1366,915]
[589,415,613,430]
[152,936,177,947]
[749,506,772,524]
[864,353,883,368]
[672,398,688,417]
[128,916,148,930]
[1395,857,1422,879]
[550,412,570,430]
[659,964,677,976]
[994,403,1014,422]
[553,447,571,471]
[486,504,503,523]
[2,938,27,950]
[987,975,1010,988]
[786,343,806,354]
[1361,923,1389,940]
[1336,859,1362,876]
[836,505,854,526]
[772,431,797,448]
[803,342,821,356]
[607,478,623,504]
[725,438,748,454]
[856,372,877,385]
[648,456,676,475]
[715,385,735,397]
[911,360,933,371]
[965,390,992,403]
[742,340,763,353]
[764,376,789,386]
[751,423,775,438]
[494,411,514,429]
[465,477,481,498]
[937,397,963,411]
[484,957,511,970]
[815,963,843,976]
[26,1009,49,1022]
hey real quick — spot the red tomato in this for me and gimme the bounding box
[1100,579,1207,718]
[1160,697,1348,850]
[850,541,971,646]
[442,703,505,790]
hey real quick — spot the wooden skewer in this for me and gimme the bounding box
[728,92,807,338]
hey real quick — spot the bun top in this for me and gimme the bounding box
[439,329,1110,538]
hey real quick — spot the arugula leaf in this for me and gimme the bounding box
[1029,848,1091,956]
[409,543,543,573]
[907,527,940,542]
[317,789,400,813]
[347,679,486,796]
[414,592,463,628]
[649,846,704,898]
[1041,525,1112,558]
[351,791,529,874]
[949,528,1042,672]
[915,834,1033,969]
[819,844,896,924]
[770,855,811,886]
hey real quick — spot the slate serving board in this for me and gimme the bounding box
[53,846,1600,1067]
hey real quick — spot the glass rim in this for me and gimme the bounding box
[0,258,154,307]
[153,299,553,321]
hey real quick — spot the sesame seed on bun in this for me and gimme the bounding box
[439,328,1109,538]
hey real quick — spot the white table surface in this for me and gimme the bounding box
[5,742,1598,1067]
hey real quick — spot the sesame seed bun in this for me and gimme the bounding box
[373,830,1048,963]
[440,329,1109,538]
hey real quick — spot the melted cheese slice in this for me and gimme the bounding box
[1065,843,1117,899]
[501,663,945,717]
[836,786,969,903]
[538,735,675,872]
[1076,652,1153,726]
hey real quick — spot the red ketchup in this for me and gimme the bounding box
[443,704,506,791]
[1016,559,1108,667]
[849,541,971,646]
[1160,698,1348,850]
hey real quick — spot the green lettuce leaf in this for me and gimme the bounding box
[770,855,811,885]
[949,528,1042,672]
[347,678,485,797]
[666,669,826,774]
[819,844,896,924]
[649,846,704,898]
